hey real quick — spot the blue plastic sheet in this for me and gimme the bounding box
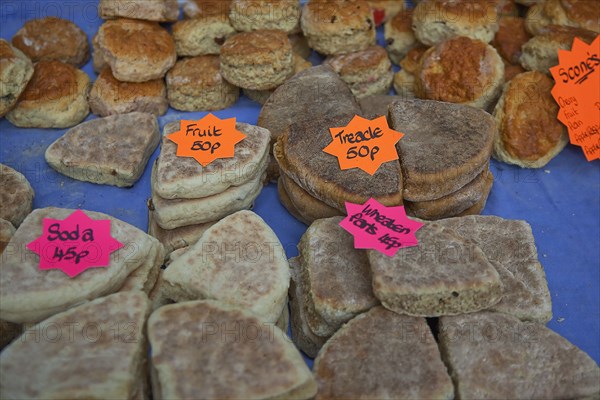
[0,1,598,367]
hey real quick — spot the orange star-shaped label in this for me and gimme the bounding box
[167,113,246,166]
[323,115,404,175]
[550,36,600,161]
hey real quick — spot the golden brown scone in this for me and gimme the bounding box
[220,30,294,90]
[494,0,519,17]
[0,40,34,117]
[11,17,89,67]
[412,0,500,46]
[301,0,376,55]
[543,0,600,33]
[95,19,176,83]
[491,16,532,64]
[324,45,393,98]
[492,71,568,168]
[520,25,597,74]
[6,60,90,129]
[524,3,553,35]
[503,60,526,82]
[393,69,417,99]
[416,36,505,110]
[166,55,239,111]
[89,68,168,117]
[384,9,418,64]
[183,0,232,19]
[172,16,236,56]
[229,0,301,33]
[399,45,428,74]
[98,0,179,22]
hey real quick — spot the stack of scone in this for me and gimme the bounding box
[148,120,270,256]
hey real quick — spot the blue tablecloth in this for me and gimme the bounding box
[1,1,598,366]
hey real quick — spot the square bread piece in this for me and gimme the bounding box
[162,210,290,323]
[439,311,600,399]
[45,112,160,187]
[313,307,454,399]
[0,292,152,400]
[154,121,270,199]
[368,223,503,317]
[295,216,379,337]
[0,207,162,324]
[148,300,317,400]
[435,215,552,323]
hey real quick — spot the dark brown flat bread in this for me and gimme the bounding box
[405,166,493,220]
[434,215,552,323]
[277,177,313,225]
[313,307,454,400]
[368,223,503,316]
[288,257,328,358]
[389,99,495,201]
[45,112,160,187]
[358,94,402,119]
[439,311,600,399]
[148,300,317,399]
[279,173,342,224]
[0,164,34,227]
[257,65,361,142]
[297,217,379,337]
[0,292,151,400]
[276,113,403,211]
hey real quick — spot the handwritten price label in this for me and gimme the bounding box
[550,36,600,161]
[323,115,404,175]
[167,114,246,166]
[339,198,423,256]
[26,210,124,278]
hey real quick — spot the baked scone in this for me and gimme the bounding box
[494,0,519,17]
[220,30,294,90]
[11,17,89,67]
[393,69,417,99]
[301,0,376,55]
[89,68,168,116]
[493,71,568,168]
[520,25,597,74]
[182,0,232,19]
[289,33,312,58]
[384,9,417,64]
[539,0,599,33]
[324,45,393,98]
[399,44,428,74]
[0,164,34,228]
[491,16,532,64]
[95,19,176,82]
[0,40,33,117]
[503,60,526,81]
[416,36,505,110]
[6,60,90,129]
[229,0,301,33]
[167,55,239,111]
[412,0,500,46]
[172,15,236,56]
[98,0,179,22]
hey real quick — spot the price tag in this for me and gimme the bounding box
[323,115,404,175]
[550,36,600,161]
[167,114,246,166]
[27,210,124,278]
[339,198,423,256]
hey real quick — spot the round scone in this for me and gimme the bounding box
[384,9,418,64]
[89,68,168,117]
[324,45,393,98]
[95,19,176,83]
[491,16,531,65]
[6,60,90,129]
[172,15,236,56]
[492,71,568,168]
[520,25,597,74]
[0,40,34,117]
[301,0,376,56]
[415,36,505,110]
[541,0,600,33]
[167,55,239,111]
[98,0,179,22]
[412,0,499,46]
[229,0,301,33]
[183,0,232,19]
[0,164,34,228]
[393,69,417,99]
[220,30,294,90]
[11,17,89,67]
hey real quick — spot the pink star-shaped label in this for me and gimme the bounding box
[339,198,424,256]
[27,210,124,278]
